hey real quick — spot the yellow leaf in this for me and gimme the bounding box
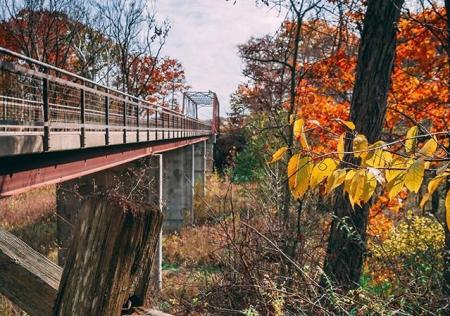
[382,151,393,165]
[446,190,450,230]
[344,169,356,194]
[353,134,368,158]
[292,156,313,200]
[418,137,438,157]
[293,118,310,150]
[384,156,413,199]
[405,126,418,154]
[337,133,345,160]
[420,193,431,209]
[386,156,411,182]
[404,158,425,193]
[342,120,355,130]
[299,132,310,151]
[419,174,447,208]
[428,174,447,195]
[288,154,300,191]
[325,169,346,195]
[348,170,366,207]
[270,147,288,163]
[293,119,304,139]
[364,141,389,168]
[386,170,406,200]
[361,171,377,204]
[310,158,338,189]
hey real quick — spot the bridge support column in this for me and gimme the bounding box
[162,145,194,231]
[194,141,206,197]
[205,135,215,173]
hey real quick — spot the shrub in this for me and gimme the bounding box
[365,212,444,312]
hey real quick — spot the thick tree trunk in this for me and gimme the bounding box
[53,195,163,315]
[443,0,450,310]
[444,178,450,313]
[321,0,404,290]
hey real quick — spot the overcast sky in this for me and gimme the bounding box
[155,0,284,116]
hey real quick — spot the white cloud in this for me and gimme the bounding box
[155,0,283,116]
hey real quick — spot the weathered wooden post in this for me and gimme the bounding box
[55,156,163,311]
[53,195,162,315]
[0,220,168,316]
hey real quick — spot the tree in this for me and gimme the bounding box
[0,0,86,69]
[443,0,449,307]
[127,55,188,104]
[0,0,188,109]
[320,0,405,290]
[96,0,170,96]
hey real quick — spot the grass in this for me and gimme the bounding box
[0,185,57,315]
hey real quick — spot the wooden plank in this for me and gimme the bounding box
[0,229,62,316]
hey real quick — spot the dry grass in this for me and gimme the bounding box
[0,186,57,315]
[157,170,446,315]
[0,186,56,230]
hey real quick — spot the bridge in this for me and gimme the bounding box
[0,47,219,315]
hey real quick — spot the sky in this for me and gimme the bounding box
[155,0,284,116]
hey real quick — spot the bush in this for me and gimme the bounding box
[365,212,445,312]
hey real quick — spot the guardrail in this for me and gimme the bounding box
[0,47,217,154]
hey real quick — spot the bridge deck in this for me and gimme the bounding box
[0,47,219,196]
[0,47,218,157]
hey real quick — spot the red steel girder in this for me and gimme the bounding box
[0,137,208,197]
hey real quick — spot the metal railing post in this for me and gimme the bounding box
[136,103,140,142]
[3,96,7,132]
[147,108,150,141]
[42,77,50,151]
[162,112,165,139]
[105,94,109,145]
[80,88,85,148]
[123,101,127,143]
[155,109,158,140]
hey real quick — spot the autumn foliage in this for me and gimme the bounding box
[237,6,449,241]
[0,8,187,104]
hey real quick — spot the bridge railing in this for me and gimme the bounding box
[0,47,215,155]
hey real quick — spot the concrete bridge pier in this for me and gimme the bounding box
[205,136,215,173]
[162,142,207,231]
[162,145,194,231]
[194,141,206,197]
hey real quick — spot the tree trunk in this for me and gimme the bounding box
[443,0,450,310]
[53,195,163,315]
[321,0,404,290]
[281,13,302,225]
